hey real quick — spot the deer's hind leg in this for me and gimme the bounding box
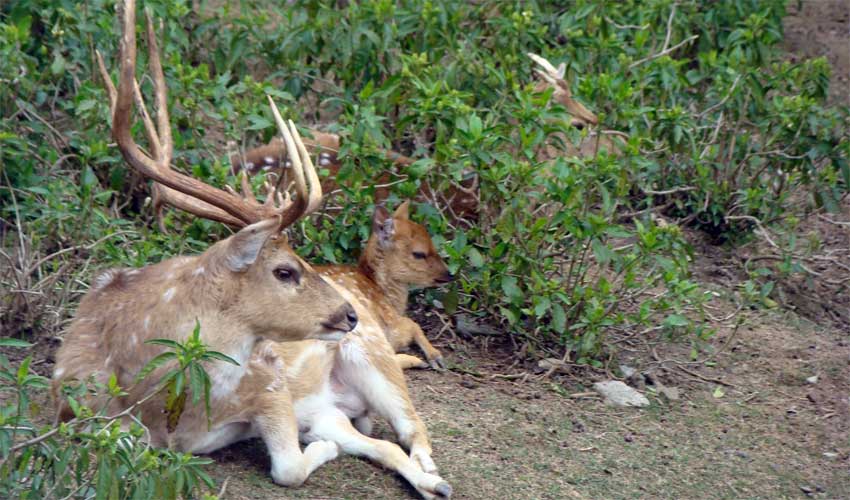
[337,335,439,474]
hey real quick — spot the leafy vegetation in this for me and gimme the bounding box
[0,332,226,498]
[0,0,847,485]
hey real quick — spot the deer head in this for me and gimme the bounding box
[360,201,453,290]
[527,53,599,129]
[90,0,358,347]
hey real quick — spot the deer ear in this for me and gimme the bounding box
[223,217,280,272]
[393,200,411,220]
[556,62,566,79]
[372,205,395,248]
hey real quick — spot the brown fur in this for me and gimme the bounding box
[318,201,452,369]
[52,218,357,451]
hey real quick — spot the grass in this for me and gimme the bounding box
[195,307,848,500]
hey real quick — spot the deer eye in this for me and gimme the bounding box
[273,266,299,283]
[412,251,427,260]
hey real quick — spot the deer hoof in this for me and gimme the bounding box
[434,481,453,498]
[428,355,446,371]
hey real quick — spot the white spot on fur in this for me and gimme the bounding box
[130,332,138,346]
[144,315,150,331]
[284,160,292,168]
[264,156,274,165]
[319,158,331,166]
[245,161,255,170]
[320,152,331,160]
[192,266,205,276]
[127,270,140,276]
[162,287,176,302]
[166,272,175,280]
[105,355,113,366]
[54,367,65,378]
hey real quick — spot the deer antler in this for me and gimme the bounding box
[102,0,321,229]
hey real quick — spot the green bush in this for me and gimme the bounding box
[2,0,846,355]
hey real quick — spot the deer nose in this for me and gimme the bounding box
[345,307,358,330]
[435,271,454,284]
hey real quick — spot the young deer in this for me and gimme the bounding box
[54,1,356,485]
[245,300,454,498]
[318,201,454,370]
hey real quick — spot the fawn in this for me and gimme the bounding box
[318,200,454,369]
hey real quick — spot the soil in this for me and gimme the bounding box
[783,0,850,106]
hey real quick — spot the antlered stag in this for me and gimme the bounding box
[53,0,357,485]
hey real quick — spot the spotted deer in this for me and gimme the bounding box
[247,288,454,498]
[527,53,625,159]
[318,200,454,370]
[53,1,357,485]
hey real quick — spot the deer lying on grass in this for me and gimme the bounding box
[318,200,454,370]
[54,2,358,485]
[246,288,454,498]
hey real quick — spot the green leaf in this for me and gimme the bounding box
[50,52,66,75]
[551,303,566,334]
[0,338,32,348]
[135,352,177,382]
[663,314,689,328]
[467,247,484,268]
[201,351,240,366]
[145,339,182,350]
[500,275,522,301]
[442,287,459,315]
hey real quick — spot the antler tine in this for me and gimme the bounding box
[287,119,323,215]
[114,0,313,228]
[527,53,560,77]
[268,96,315,229]
[95,50,117,114]
[143,8,171,163]
[97,49,161,158]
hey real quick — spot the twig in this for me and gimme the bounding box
[629,35,698,69]
[642,185,696,196]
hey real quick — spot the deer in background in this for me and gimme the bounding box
[213,53,620,224]
[527,53,625,160]
[55,1,357,485]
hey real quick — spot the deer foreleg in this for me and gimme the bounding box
[311,414,452,499]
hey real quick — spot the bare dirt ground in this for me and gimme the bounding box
[204,303,849,500]
[784,0,849,106]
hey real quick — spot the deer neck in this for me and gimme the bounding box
[358,242,408,313]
